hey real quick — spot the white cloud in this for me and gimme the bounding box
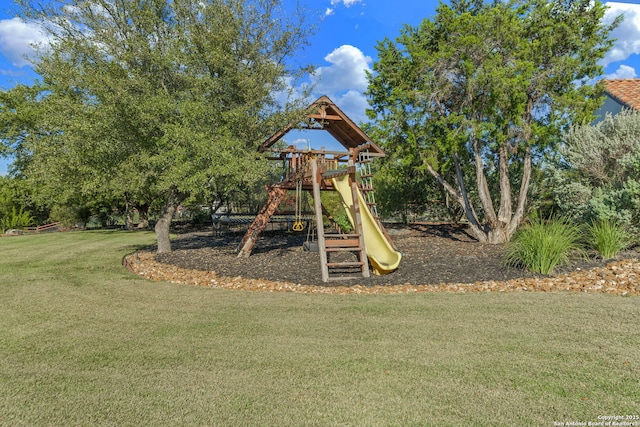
[606,64,637,79]
[311,45,372,94]
[0,68,24,77]
[329,0,363,8]
[309,45,373,123]
[0,18,47,67]
[603,2,640,66]
[325,8,335,17]
[335,90,369,123]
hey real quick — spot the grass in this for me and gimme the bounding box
[1,230,639,426]
[504,217,585,274]
[587,219,633,259]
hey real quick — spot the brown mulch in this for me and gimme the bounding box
[123,223,640,295]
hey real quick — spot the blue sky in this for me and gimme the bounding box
[1,0,640,174]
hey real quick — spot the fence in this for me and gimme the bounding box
[24,222,62,233]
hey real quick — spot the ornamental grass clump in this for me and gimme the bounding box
[504,217,585,275]
[587,219,632,259]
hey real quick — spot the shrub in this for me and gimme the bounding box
[550,110,640,233]
[1,206,34,233]
[321,191,353,232]
[586,220,632,259]
[332,209,353,233]
[504,217,584,275]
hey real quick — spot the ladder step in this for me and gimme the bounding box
[327,262,365,267]
[325,238,360,248]
[325,246,361,252]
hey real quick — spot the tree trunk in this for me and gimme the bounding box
[479,144,515,244]
[507,146,532,238]
[137,203,150,229]
[425,146,532,245]
[483,147,532,243]
[473,136,497,227]
[125,202,135,230]
[453,154,488,242]
[154,187,186,253]
[425,161,488,242]
[486,226,510,244]
[496,144,513,226]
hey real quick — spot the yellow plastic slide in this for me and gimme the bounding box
[332,175,402,275]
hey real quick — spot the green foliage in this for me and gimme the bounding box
[373,163,460,222]
[0,176,35,232]
[5,0,314,248]
[363,124,460,222]
[366,0,617,243]
[586,220,633,259]
[551,110,640,234]
[2,206,34,232]
[332,210,353,233]
[321,191,353,232]
[504,217,585,274]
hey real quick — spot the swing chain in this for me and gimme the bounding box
[292,178,305,232]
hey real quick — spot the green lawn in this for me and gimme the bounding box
[1,230,639,426]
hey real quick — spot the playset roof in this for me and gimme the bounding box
[259,95,385,156]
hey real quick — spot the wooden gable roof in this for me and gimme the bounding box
[259,95,385,156]
[604,79,640,110]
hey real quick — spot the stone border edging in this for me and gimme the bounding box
[123,251,640,295]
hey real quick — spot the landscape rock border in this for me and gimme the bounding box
[124,251,640,295]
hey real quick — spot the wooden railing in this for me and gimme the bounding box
[282,151,346,182]
[24,222,62,233]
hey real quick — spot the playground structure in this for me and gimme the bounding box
[237,96,402,282]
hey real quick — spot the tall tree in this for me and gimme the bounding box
[9,0,312,251]
[366,0,618,243]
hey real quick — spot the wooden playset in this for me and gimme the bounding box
[236,96,402,282]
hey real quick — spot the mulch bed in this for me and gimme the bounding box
[123,223,640,295]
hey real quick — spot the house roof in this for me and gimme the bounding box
[604,79,640,110]
[259,95,385,156]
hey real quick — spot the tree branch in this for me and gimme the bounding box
[508,146,532,237]
[497,144,512,226]
[453,153,486,240]
[423,156,487,241]
[472,133,497,226]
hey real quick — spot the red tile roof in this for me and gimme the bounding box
[604,79,640,110]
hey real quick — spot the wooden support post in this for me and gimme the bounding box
[237,186,287,258]
[311,159,329,282]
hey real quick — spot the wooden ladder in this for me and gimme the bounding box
[322,233,369,281]
[311,158,370,282]
[357,149,398,252]
[358,150,380,222]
